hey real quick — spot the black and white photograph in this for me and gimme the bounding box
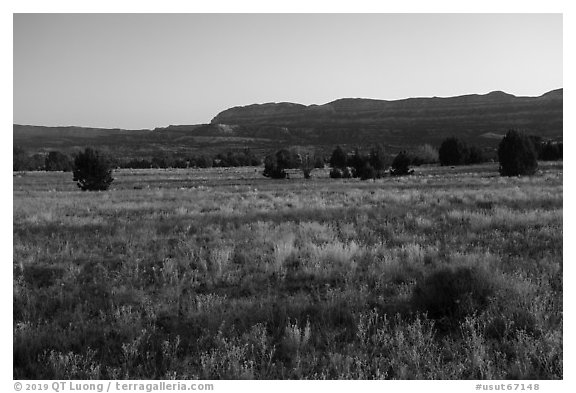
[10,7,566,386]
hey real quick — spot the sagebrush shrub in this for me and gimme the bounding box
[411,265,497,330]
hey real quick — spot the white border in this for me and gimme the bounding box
[4,2,573,391]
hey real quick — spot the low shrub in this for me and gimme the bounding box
[358,162,376,180]
[22,264,66,288]
[439,137,468,166]
[465,146,487,165]
[329,168,343,179]
[390,151,412,176]
[411,265,497,330]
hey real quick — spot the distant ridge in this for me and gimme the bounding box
[210,89,562,127]
[14,89,562,158]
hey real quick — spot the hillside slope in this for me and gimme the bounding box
[14,89,562,157]
[211,89,563,140]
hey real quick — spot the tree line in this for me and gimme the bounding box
[262,149,325,179]
[13,148,263,172]
[325,131,562,180]
[437,135,562,167]
[13,130,562,191]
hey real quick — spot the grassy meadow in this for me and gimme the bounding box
[13,163,563,379]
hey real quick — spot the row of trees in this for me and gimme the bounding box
[437,132,562,176]
[438,138,487,166]
[263,149,325,179]
[14,130,562,191]
[328,145,414,180]
[438,135,562,167]
[119,149,261,169]
[15,133,561,175]
[329,145,384,179]
[13,148,264,172]
[324,131,560,180]
[14,147,73,172]
[530,136,563,161]
[13,147,115,191]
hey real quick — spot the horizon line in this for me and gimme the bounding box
[14,87,563,131]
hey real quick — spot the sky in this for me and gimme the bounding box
[13,13,563,129]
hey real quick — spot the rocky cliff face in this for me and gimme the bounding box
[211,90,563,136]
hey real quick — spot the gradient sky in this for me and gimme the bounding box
[13,13,562,129]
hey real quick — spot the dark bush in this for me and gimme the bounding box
[72,148,114,191]
[529,136,563,161]
[529,135,543,158]
[13,147,46,171]
[299,153,315,179]
[368,144,388,174]
[540,142,563,161]
[28,154,46,171]
[390,151,412,176]
[22,264,66,288]
[313,155,325,169]
[347,148,363,170]
[329,146,348,169]
[276,149,301,169]
[498,130,538,176]
[214,149,260,167]
[412,265,497,329]
[124,158,152,169]
[329,168,343,179]
[345,149,383,180]
[439,137,468,166]
[358,161,376,180]
[45,151,73,172]
[150,156,171,169]
[263,154,286,179]
[196,155,213,168]
[465,145,486,165]
[263,149,302,179]
[172,158,188,168]
[13,146,29,171]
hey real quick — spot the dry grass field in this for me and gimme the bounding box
[13,163,562,379]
